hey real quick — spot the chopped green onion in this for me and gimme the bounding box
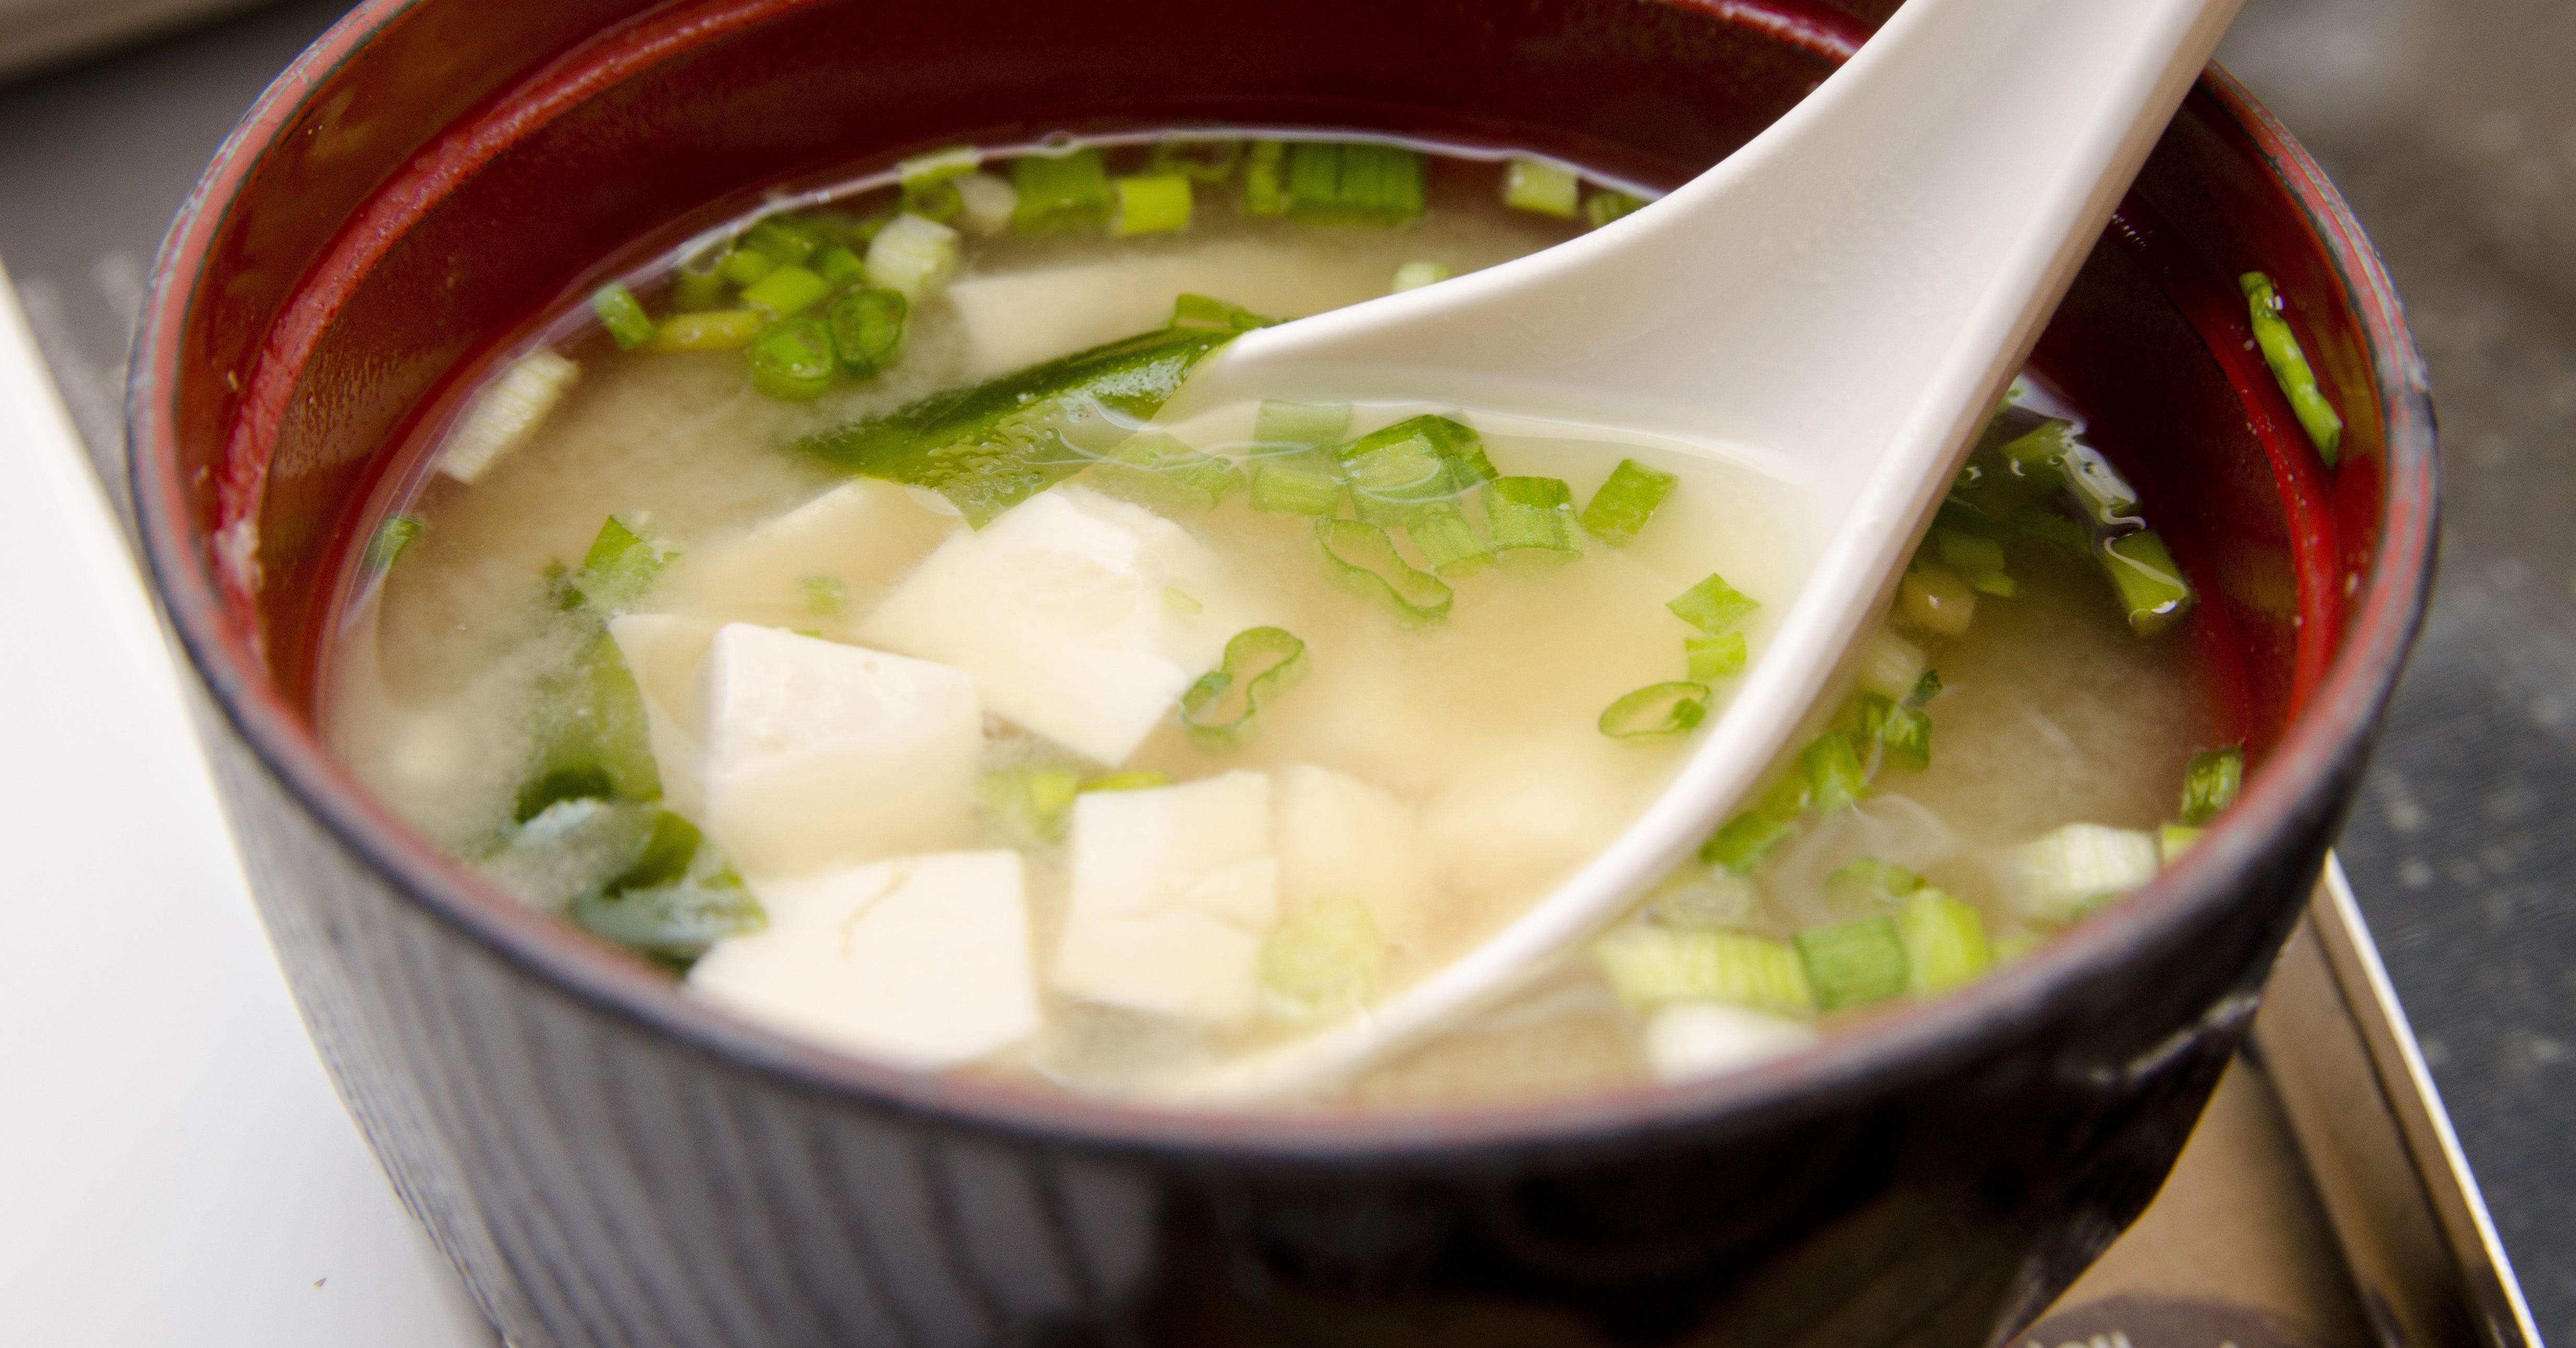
[1083,769,1173,793]
[1089,432,1245,512]
[1857,630,1927,703]
[1583,188,1647,229]
[590,282,658,350]
[1483,476,1580,557]
[1338,423,1454,524]
[800,574,847,616]
[1595,925,1815,1015]
[1701,809,1795,874]
[1802,732,1869,813]
[2010,505,2091,555]
[1390,260,1451,292]
[1995,419,2075,493]
[2180,743,2244,824]
[647,308,766,352]
[1686,632,1747,681]
[566,514,674,614]
[1012,148,1114,232]
[1898,562,1975,636]
[438,350,580,483]
[1896,890,1991,995]
[1403,500,1491,575]
[1826,859,1923,904]
[1646,868,1760,928]
[1759,772,1813,823]
[1579,458,1679,546]
[1796,916,1910,1011]
[1502,158,1580,217]
[1261,894,1384,1021]
[2014,822,2159,923]
[671,249,730,313]
[862,212,960,299]
[813,246,867,289]
[2101,529,2194,637]
[1151,139,1242,183]
[1934,527,2015,596]
[364,514,423,571]
[951,171,1018,236]
[979,764,1082,845]
[1179,627,1309,753]
[1253,399,1351,451]
[1113,173,1194,235]
[1315,517,1453,627]
[742,215,830,266]
[826,286,906,376]
[2060,443,2142,528]
[718,248,778,287]
[1284,142,1425,226]
[1243,140,1289,216]
[739,263,833,318]
[901,178,964,224]
[2159,822,2202,863]
[1598,682,1711,741]
[1250,463,1346,516]
[2240,271,2344,467]
[1908,670,1943,708]
[1668,571,1760,636]
[898,144,980,186]
[1848,693,1933,771]
[746,316,838,400]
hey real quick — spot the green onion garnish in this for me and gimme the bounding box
[814,246,867,289]
[1686,632,1746,681]
[800,574,847,616]
[1668,571,1759,635]
[1082,770,1174,793]
[1483,476,1580,556]
[647,309,765,352]
[901,178,964,224]
[1404,500,1491,575]
[1802,732,1869,813]
[739,263,833,319]
[979,764,1082,845]
[1179,627,1309,753]
[898,144,980,186]
[1595,925,1816,1015]
[1908,670,1943,708]
[1578,457,1678,546]
[2180,743,2244,824]
[1113,173,1194,235]
[1583,188,1647,229]
[742,215,829,267]
[1826,859,1923,904]
[718,248,777,287]
[1012,148,1114,232]
[1089,432,1245,512]
[1847,693,1933,771]
[590,282,658,350]
[1502,158,1580,218]
[2010,505,2090,555]
[2159,823,2202,862]
[746,316,838,400]
[364,514,423,571]
[1261,894,1384,1022]
[1390,260,1451,292]
[1896,890,1991,996]
[1250,463,1347,516]
[2240,271,2344,467]
[1252,399,1352,451]
[1151,139,1242,183]
[1338,422,1455,524]
[1795,915,1909,1011]
[1243,140,1289,216]
[1315,517,1453,627]
[671,250,729,313]
[1934,527,2015,596]
[1857,630,1927,703]
[2100,529,2194,637]
[1285,142,1426,226]
[862,213,960,299]
[1996,419,2075,493]
[1598,682,1711,741]
[1898,563,1976,637]
[826,286,906,376]
[2014,822,2160,923]
[1760,772,1812,823]
[1701,809,1795,874]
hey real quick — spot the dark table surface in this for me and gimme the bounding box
[2,1,2565,1340]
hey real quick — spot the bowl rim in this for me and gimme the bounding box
[128,0,2439,1162]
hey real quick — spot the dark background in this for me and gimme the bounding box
[1,0,2564,1338]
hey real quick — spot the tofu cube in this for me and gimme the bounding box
[656,478,958,632]
[1274,765,1435,953]
[1053,771,1278,1023]
[691,851,1039,1068]
[699,623,982,878]
[859,486,1269,765]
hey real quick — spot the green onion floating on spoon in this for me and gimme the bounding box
[1598,681,1711,741]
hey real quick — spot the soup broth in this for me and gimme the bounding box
[328,132,2232,1105]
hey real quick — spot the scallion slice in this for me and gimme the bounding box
[951,171,1018,236]
[979,764,1082,845]
[1802,732,1869,813]
[1826,859,1922,905]
[826,286,906,375]
[742,215,830,266]
[1583,188,1647,229]
[1284,142,1425,226]
[1701,809,1795,874]
[2014,822,2160,923]
[1668,571,1759,635]
[1578,458,1678,546]
[813,245,867,289]
[1012,148,1113,232]
[1795,915,1909,1011]
[1595,925,1815,1016]
[2010,505,2090,555]
[2240,271,2344,467]
[1338,423,1454,524]
[590,282,658,350]
[1502,158,1580,218]
[1391,260,1451,292]
[746,315,838,400]
[1253,399,1351,451]
[438,350,579,483]
[364,514,423,571]
[1180,627,1310,753]
[2180,743,2244,824]
[718,248,777,287]
[1244,140,1289,216]
[862,212,960,299]
[1315,517,1453,627]
[1261,894,1384,1022]
[1995,419,2075,493]
[1898,562,1975,636]
[647,309,765,352]
[898,144,980,186]
[901,178,964,224]
[1598,682,1710,741]
[1113,173,1194,235]
[1250,463,1346,516]
[1403,500,1491,575]
[2100,529,2194,637]
[1483,476,1580,556]
[1934,527,2015,596]
[671,249,730,313]
[1847,693,1933,771]
[1857,630,1927,702]
[1896,890,1991,995]
[739,263,833,319]
[1686,632,1746,681]
[1151,139,1243,183]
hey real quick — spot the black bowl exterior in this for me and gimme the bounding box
[131,2,2436,1345]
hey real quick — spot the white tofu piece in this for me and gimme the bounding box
[655,478,959,631]
[1053,771,1278,1023]
[691,851,1040,1068]
[950,170,1018,237]
[607,613,719,818]
[858,486,1269,765]
[698,624,982,878]
[944,241,1399,381]
[1422,768,1630,907]
[1273,765,1435,952]
[1642,1003,1819,1084]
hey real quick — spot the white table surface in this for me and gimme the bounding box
[0,259,493,1346]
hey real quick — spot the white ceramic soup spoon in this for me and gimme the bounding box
[1159,0,2244,1102]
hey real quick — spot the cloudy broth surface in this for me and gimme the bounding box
[327,131,2226,1105]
